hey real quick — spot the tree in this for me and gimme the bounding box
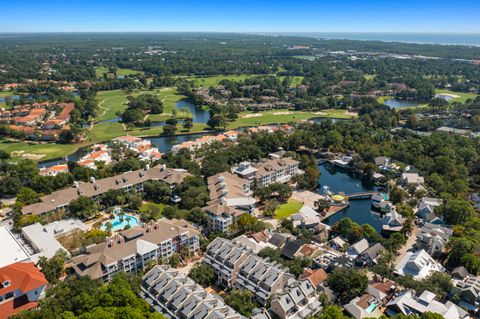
[314,199,331,214]
[438,199,475,225]
[38,250,67,283]
[162,124,177,136]
[188,263,216,287]
[183,118,193,130]
[317,306,349,319]
[0,176,21,197]
[390,186,408,204]
[224,290,257,317]
[15,187,40,205]
[69,196,97,219]
[384,232,406,253]
[327,268,368,304]
[169,253,181,268]
[207,114,226,129]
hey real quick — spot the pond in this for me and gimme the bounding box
[384,99,421,109]
[176,99,210,123]
[319,163,383,231]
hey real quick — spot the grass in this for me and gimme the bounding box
[95,66,144,77]
[274,199,303,219]
[435,89,477,104]
[140,202,165,219]
[227,109,355,128]
[0,91,15,97]
[186,74,258,87]
[363,74,376,80]
[96,87,187,122]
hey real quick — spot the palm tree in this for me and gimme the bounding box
[125,216,132,225]
[402,216,414,236]
[92,221,103,230]
[105,222,113,234]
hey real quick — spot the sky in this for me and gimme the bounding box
[1,0,480,33]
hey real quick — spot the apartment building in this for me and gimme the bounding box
[70,219,199,282]
[204,237,321,319]
[141,265,245,319]
[22,165,189,216]
[204,237,295,305]
[270,280,322,319]
[234,157,300,188]
[416,223,452,255]
[203,172,256,233]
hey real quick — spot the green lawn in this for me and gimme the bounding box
[363,74,376,80]
[187,74,304,88]
[95,66,144,77]
[274,199,303,219]
[227,109,355,128]
[0,91,15,97]
[96,87,187,122]
[435,89,477,104]
[140,202,165,220]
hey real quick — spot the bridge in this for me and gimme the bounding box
[345,191,381,200]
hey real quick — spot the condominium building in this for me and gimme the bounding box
[204,237,321,319]
[22,165,189,216]
[70,219,199,282]
[203,172,256,233]
[234,157,300,188]
[204,237,294,305]
[141,265,245,319]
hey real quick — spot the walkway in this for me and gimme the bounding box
[394,225,421,266]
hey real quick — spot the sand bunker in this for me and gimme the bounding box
[242,113,263,118]
[313,111,327,115]
[273,111,293,115]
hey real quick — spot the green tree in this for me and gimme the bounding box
[69,196,97,219]
[327,268,368,304]
[188,263,216,287]
[224,290,257,317]
[38,250,67,283]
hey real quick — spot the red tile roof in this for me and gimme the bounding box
[299,268,327,287]
[0,296,38,319]
[0,262,48,296]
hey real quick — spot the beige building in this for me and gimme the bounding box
[70,219,199,282]
[22,165,189,216]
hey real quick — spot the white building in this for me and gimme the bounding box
[394,249,445,280]
[22,219,87,262]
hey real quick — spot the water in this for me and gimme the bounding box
[176,99,210,123]
[102,213,140,231]
[276,32,480,46]
[319,163,382,231]
[384,99,421,109]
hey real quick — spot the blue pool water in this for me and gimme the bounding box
[103,214,140,231]
[365,303,377,314]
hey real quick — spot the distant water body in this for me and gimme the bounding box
[276,33,480,46]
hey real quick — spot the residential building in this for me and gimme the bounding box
[386,290,468,319]
[401,173,425,187]
[417,197,443,224]
[39,164,69,176]
[0,262,48,319]
[299,268,327,289]
[270,279,322,319]
[0,225,30,268]
[416,223,452,255]
[332,155,353,169]
[204,237,295,306]
[70,219,199,282]
[382,209,405,233]
[203,172,256,233]
[452,270,480,308]
[289,205,331,241]
[347,239,369,258]
[394,249,445,280]
[22,219,86,262]
[281,239,305,260]
[344,281,396,319]
[246,157,300,188]
[22,165,189,216]
[327,236,347,252]
[356,243,385,266]
[141,265,245,319]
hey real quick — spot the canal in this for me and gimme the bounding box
[319,163,383,231]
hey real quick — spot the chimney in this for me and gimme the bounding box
[90,177,96,184]
[145,164,150,171]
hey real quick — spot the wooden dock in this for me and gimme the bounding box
[345,191,380,200]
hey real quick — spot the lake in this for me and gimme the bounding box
[319,163,383,231]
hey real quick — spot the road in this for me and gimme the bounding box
[395,225,421,266]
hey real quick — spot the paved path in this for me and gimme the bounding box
[395,225,421,266]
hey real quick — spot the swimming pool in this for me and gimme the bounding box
[102,214,140,231]
[365,302,377,314]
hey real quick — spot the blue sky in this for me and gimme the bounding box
[1,0,480,33]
